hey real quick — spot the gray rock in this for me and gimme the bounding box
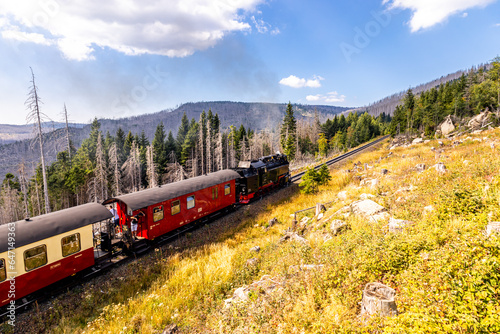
[432,162,447,173]
[388,217,414,233]
[380,168,389,175]
[279,232,308,244]
[440,115,456,136]
[412,137,423,144]
[330,220,348,235]
[162,324,178,334]
[468,111,490,129]
[415,164,426,172]
[486,222,500,237]
[361,282,397,317]
[246,258,259,266]
[268,217,278,228]
[351,199,389,222]
[250,246,261,253]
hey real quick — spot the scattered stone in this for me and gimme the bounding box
[224,275,281,308]
[360,282,398,317]
[351,199,389,222]
[432,162,447,173]
[289,264,324,272]
[331,220,349,235]
[359,193,375,200]
[388,217,414,233]
[412,137,423,144]
[337,191,348,200]
[424,205,434,213]
[415,164,426,172]
[250,246,261,253]
[463,160,470,166]
[246,258,259,266]
[360,178,380,189]
[430,147,436,151]
[491,142,495,149]
[424,139,430,143]
[486,222,500,237]
[279,232,308,244]
[395,197,406,203]
[268,217,278,228]
[380,168,389,175]
[438,141,444,146]
[162,324,178,334]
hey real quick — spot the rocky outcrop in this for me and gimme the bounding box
[439,115,456,136]
[350,199,390,222]
[468,110,491,130]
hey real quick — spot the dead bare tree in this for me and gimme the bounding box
[108,142,122,196]
[164,151,187,184]
[18,162,30,220]
[63,103,72,162]
[94,132,108,201]
[122,142,141,193]
[146,145,158,188]
[25,67,50,214]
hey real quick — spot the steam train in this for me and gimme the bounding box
[0,154,289,308]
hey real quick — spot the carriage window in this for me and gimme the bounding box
[187,195,195,209]
[24,245,47,271]
[224,184,231,195]
[0,259,5,282]
[153,205,164,222]
[62,233,81,257]
[212,187,219,200]
[171,200,180,215]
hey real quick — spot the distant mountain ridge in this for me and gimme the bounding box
[0,101,350,179]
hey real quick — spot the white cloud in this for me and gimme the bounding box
[0,0,264,61]
[1,29,53,46]
[383,0,497,32]
[306,91,346,103]
[279,75,324,88]
[251,15,280,35]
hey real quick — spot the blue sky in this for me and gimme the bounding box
[0,0,499,125]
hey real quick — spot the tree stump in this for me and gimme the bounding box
[360,282,397,317]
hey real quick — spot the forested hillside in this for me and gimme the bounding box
[0,102,349,180]
[0,101,387,224]
[358,62,494,117]
[388,57,500,136]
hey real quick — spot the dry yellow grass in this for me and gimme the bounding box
[8,130,500,334]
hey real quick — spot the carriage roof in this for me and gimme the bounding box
[0,203,113,253]
[103,169,241,212]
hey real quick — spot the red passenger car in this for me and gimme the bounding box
[0,203,112,308]
[103,170,241,241]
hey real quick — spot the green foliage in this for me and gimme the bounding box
[280,102,297,160]
[299,167,319,194]
[317,164,331,185]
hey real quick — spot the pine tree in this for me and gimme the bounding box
[280,102,297,160]
[299,167,319,194]
[317,164,331,185]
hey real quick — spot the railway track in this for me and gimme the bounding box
[290,135,390,182]
[1,135,390,321]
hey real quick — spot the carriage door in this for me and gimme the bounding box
[150,205,164,239]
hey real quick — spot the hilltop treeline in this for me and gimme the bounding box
[0,102,388,224]
[389,57,500,136]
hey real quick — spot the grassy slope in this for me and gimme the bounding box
[11,131,500,333]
